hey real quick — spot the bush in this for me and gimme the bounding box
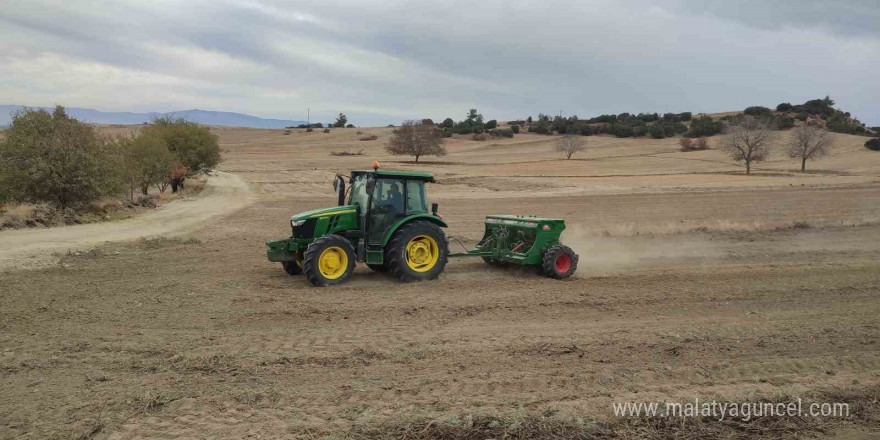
[795,113,808,121]
[143,117,221,174]
[118,130,178,197]
[632,125,648,137]
[775,115,795,129]
[685,116,723,137]
[777,102,793,112]
[493,129,514,138]
[679,138,694,151]
[744,106,772,117]
[649,124,666,139]
[441,118,454,128]
[510,124,520,134]
[472,133,487,141]
[421,119,434,126]
[346,124,354,128]
[695,137,709,150]
[359,134,378,141]
[0,107,122,208]
[485,119,497,129]
[306,127,314,132]
[440,128,452,138]
[323,128,331,133]
[866,139,880,151]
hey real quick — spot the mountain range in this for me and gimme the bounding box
[0,105,307,129]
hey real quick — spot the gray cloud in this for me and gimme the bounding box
[1,0,877,126]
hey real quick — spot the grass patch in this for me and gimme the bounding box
[341,386,880,440]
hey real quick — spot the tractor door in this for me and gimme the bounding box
[367,178,405,244]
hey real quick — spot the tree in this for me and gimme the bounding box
[786,125,833,172]
[385,120,446,163]
[441,118,454,128]
[119,131,178,197]
[334,113,348,127]
[52,104,68,119]
[865,138,880,151]
[555,135,586,159]
[721,116,774,175]
[143,117,221,173]
[0,107,121,208]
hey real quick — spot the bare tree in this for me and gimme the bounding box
[787,124,833,172]
[721,116,774,175]
[555,135,586,159]
[385,120,446,163]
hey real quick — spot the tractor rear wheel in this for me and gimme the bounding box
[303,235,356,286]
[386,221,448,282]
[541,245,578,279]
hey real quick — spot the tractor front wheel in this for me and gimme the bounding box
[303,235,356,286]
[541,245,578,279]
[387,221,448,282]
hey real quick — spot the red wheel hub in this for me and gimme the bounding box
[555,253,571,273]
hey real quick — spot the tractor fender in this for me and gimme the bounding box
[380,214,448,246]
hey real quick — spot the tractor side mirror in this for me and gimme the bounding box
[334,176,345,206]
[431,203,439,215]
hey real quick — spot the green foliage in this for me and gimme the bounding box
[649,124,666,139]
[685,116,723,138]
[795,113,808,121]
[744,106,772,117]
[0,107,122,208]
[333,113,348,127]
[441,118,454,128]
[144,117,221,173]
[775,115,795,129]
[865,138,880,151]
[589,114,617,123]
[776,102,793,112]
[485,119,497,129]
[490,128,514,138]
[825,112,869,135]
[510,124,520,134]
[119,130,178,197]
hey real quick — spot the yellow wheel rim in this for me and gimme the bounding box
[318,246,348,279]
[406,235,439,272]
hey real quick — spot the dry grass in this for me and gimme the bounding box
[344,387,880,440]
[360,134,379,141]
[567,216,880,238]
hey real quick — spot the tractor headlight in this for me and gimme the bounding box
[291,219,306,228]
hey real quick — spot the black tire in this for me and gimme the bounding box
[482,256,509,267]
[366,263,388,272]
[303,235,356,286]
[282,261,302,275]
[386,221,449,282]
[541,245,578,279]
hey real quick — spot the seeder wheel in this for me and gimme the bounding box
[541,245,578,279]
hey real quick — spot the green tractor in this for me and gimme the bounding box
[267,164,578,286]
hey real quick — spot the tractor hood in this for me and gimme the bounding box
[290,205,358,222]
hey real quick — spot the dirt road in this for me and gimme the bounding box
[0,171,253,271]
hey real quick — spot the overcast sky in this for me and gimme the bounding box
[1,0,878,126]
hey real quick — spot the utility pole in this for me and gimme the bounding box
[307,107,310,128]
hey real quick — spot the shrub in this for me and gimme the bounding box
[323,128,331,133]
[510,124,520,134]
[685,116,723,137]
[421,119,434,126]
[440,128,452,138]
[359,134,378,141]
[143,117,221,174]
[306,127,314,132]
[795,113,808,121]
[775,115,795,129]
[346,124,354,128]
[776,102,793,112]
[283,129,291,135]
[744,106,772,117]
[0,107,122,209]
[472,133,487,141]
[695,137,709,150]
[118,130,178,198]
[633,125,648,137]
[679,138,694,151]
[494,129,514,138]
[312,122,324,128]
[678,112,692,122]
[485,119,497,129]
[648,124,665,139]
[441,118,454,128]
[866,139,880,151]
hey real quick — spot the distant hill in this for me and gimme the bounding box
[0,105,307,129]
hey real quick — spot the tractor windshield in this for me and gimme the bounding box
[349,174,370,214]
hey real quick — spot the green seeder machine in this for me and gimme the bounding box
[267,162,578,286]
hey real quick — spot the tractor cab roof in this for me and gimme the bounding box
[351,169,435,182]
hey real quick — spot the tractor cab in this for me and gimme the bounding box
[345,169,437,246]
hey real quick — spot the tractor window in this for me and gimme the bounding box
[349,174,369,215]
[368,179,405,243]
[406,180,427,212]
